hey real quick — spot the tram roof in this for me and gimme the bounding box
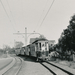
[22,38,48,48]
[32,38,48,44]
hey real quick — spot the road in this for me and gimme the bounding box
[0,54,75,75]
[0,57,13,70]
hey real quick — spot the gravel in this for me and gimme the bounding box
[18,60,52,75]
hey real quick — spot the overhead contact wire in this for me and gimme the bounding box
[35,0,49,31]
[6,0,17,30]
[0,0,16,32]
[37,0,55,31]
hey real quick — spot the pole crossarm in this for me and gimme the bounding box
[13,27,42,46]
[13,32,41,46]
[13,33,41,35]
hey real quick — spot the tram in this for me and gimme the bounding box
[15,38,49,61]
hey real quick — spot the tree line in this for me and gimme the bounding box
[54,14,75,61]
[0,41,24,54]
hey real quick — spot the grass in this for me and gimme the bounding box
[55,59,75,69]
[0,52,7,58]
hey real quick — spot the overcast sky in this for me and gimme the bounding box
[0,0,75,48]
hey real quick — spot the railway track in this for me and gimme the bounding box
[2,57,23,75]
[39,61,74,75]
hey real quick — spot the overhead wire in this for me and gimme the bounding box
[20,0,26,38]
[21,0,24,25]
[6,0,17,31]
[6,0,24,43]
[35,0,49,31]
[37,0,55,31]
[0,0,16,32]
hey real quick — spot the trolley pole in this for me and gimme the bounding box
[25,27,27,46]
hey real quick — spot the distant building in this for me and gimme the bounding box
[15,41,24,48]
[48,40,55,47]
[30,38,38,44]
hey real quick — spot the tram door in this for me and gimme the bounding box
[39,43,41,50]
[39,43,41,57]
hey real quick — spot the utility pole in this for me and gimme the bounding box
[25,27,27,46]
[13,27,41,46]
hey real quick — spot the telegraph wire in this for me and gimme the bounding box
[37,0,55,31]
[35,0,49,31]
[0,0,16,32]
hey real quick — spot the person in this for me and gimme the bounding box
[42,44,45,52]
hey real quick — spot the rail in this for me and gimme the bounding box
[2,57,23,75]
[39,60,74,75]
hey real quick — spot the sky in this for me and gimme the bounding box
[0,0,75,48]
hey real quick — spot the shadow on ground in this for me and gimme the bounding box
[18,55,38,63]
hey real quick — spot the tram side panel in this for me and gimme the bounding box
[15,48,21,55]
[25,47,29,56]
[25,45,31,56]
[30,44,37,57]
[20,47,25,55]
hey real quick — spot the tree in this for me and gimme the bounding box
[67,15,75,51]
[58,14,75,51]
[14,41,24,48]
[3,45,11,53]
[56,14,75,60]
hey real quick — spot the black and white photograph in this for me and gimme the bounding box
[0,0,75,75]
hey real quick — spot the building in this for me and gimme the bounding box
[48,40,55,47]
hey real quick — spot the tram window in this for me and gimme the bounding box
[42,44,44,46]
[39,43,41,50]
[45,48,47,50]
[51,44,53,46]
